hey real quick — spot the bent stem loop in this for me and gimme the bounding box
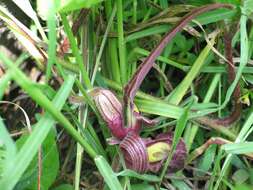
[124,3,240,129]
[195,29,242,128]
[124,3,234,106]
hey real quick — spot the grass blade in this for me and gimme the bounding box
[0,74,75,190]
[116,169,160,182]
[95,156,123,190]
[168,38,214,105]
[214,2,250,188]
[46,1,57,81]
[159,100,192,181]
[0,53,97,158]
[222,142,253,154]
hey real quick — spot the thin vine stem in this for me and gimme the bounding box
[124,3,233,105]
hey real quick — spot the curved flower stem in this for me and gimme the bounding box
[195,29,242,128]
[123,3,234,127]
[124,3,234,105]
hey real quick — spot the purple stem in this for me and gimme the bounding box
[196,29,241,127]
[124,3,234,106]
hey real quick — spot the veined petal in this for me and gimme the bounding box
[90,88,128,139]
[120,132,149,173]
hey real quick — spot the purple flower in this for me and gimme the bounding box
[90,88,187,174]
[120,132,149,173]
[145,133,187,173]
[120,132,187,173]
[90,88,141,139]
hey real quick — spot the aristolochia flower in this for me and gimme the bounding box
[119,132,186,173]
[90,88,141,139]
[90,88,187,174]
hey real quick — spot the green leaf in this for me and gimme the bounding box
[194,8,237,26]
[0,118,16,178]
[242,0,253,16]
[168,38,214,105]
[0,52,97,159]
[135,98,183,119]
[0,6,45,64]
[172,101,192,151]
[232,169,249,184]
[104,182,167,190]
[219,0,249,114]
[55,0,102,13]
[13,0,47,41]
[197,145,217,176]
[125,25,171,42]
[15,130,59,190]
[215,0,240,6]
[231,156,247,169]
[160,100,192,179]
[131,183,155,190]
[52,184,74,190]
[234,184,252,190]
[61,14,91,89]
[244,74,253,85]
[174,34,185,51]
[0,73,75,190]
[222,141,253,154]
[0,54,28,100]
[116,169,160,182]
[46,1,57,82]
[171,179,192,190]
[214,108,253,189]
[131,183,167,190]
[94,156,123,190]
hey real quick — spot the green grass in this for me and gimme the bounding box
[0,0,253,190]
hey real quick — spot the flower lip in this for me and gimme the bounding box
[119,132,149,173]
[119,132,187,174]
[147,142,170,163]
[90,88,186,173]
[146,133,187,173]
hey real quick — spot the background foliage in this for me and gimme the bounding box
[0,0,253,189]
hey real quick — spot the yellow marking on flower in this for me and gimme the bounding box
[240,93,250,106]
[147,142,170,163]
[133,104,139,113]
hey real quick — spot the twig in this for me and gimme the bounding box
[187,137,253,164]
